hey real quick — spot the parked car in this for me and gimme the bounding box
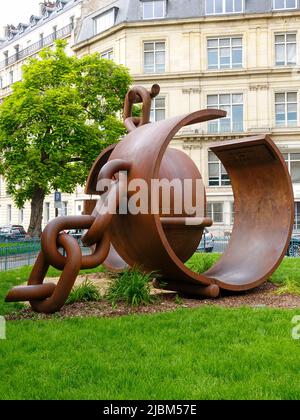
[287,235,300,257]
[0,225,27,241]
[66,229,84,245]
[197,228,214,253]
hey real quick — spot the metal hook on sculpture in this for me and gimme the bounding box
[123,84,160,132]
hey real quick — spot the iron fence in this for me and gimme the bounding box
[0,240,41,271]
[0,239,94,272]
[0,230,299,272]
[0,23,73,71]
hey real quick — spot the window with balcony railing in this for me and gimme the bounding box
[207,93,244,133]
[0,23,73,70]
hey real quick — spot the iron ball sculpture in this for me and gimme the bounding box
[6,84,294,313]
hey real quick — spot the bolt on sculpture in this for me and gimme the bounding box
[6,84,294,313]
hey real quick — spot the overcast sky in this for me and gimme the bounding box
[0,0,41,37]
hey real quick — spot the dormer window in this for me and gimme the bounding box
[56,0,68,11]
[94,8,117,35]
[142,0,166,19]
[273,0,297,10]
[7,26,18,40]
[18,23,28,34]
[41,4,55,19]
[30,15,40,27]
[206,0,244,15]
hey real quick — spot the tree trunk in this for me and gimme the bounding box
[28,188,45,238]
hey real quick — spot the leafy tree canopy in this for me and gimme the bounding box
[0,40,132,235]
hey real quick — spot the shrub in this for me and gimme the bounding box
[186,253,218,274]
[106,268,155,306]
[274,277,300,297]
[174,294,183,305]
[67,279,102,305]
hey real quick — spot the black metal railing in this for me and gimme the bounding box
[0,23,73,70]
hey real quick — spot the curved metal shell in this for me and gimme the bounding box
[106,110,294,294]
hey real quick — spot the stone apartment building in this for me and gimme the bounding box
[1,0,300,234]
[0,0,84,228]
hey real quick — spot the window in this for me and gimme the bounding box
[273,0,297,10]
[101,49,114,60]
[39,33,44,48]
[53,26,57,40]
[9,71,14,85]
[4,51,8,66]
[7,205,12,224]
[62,202,68,217]
[207,94,244,133]
[283,153,300,183]
[94,9,115,35]
[19,208,24,224]
[44,203,50,223]
[207,202,224,223]
[208,151,230,186]
[77,203,83,215]
[14,44,19,59]
[143,1,166,19]
[206,0,244,15]
[230,202,235,224]
[275,33,296,66]
[144,41,165,73]
[208,37,243,70]
[150,97,166,122]
[294,202,300,230]
[275,92,297,127]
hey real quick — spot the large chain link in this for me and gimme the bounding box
[5,86,161,313]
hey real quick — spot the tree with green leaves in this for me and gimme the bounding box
[0,40,131,237]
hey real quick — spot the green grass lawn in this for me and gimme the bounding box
[1,307,300,400]
[0,257,300,400]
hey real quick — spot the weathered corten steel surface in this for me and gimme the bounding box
[5,84,294,313]
[102,113,294,296]
[6,217,111,313]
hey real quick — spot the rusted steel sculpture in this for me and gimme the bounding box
[6,84,294,313]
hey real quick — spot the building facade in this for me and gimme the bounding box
[1,0,300,234]
[74,0,300,234]
[0,0,86,228]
